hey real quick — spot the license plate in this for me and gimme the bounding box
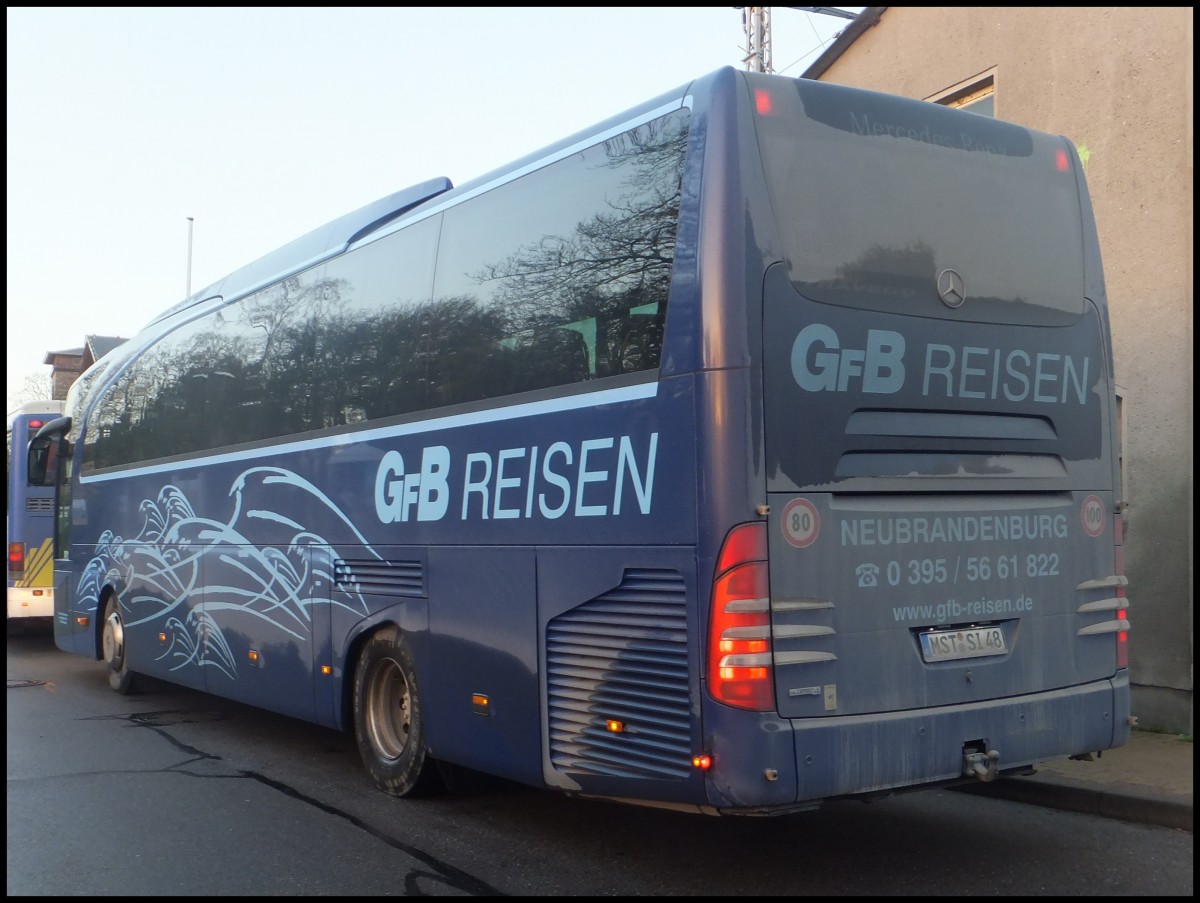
[919,626,1007,663]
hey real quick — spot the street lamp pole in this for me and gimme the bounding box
[186,216,194,297]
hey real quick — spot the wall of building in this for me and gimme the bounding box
[45,354,84,401]
[810,6,1193,734]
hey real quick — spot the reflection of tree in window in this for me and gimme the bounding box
[832,240,936,303]
[86,110,693,466]
[444,109,689,390]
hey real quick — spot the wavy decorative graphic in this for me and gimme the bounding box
[77,467,379,679]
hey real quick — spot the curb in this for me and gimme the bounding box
[953,774,1193,832]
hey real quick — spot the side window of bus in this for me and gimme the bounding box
[82,110,690,468]
[434,108,689,395]
[322,215,443,422]
[84,279,328,468]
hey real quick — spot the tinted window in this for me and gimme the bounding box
[752,75,1085,325]
[434,108,689,391]
[86,265,329,469]
[85,108,690,469]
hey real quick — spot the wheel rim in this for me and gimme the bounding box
[102,606,125,672]
[366,656,412,762]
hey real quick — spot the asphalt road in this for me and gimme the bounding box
[7,624,1193,897]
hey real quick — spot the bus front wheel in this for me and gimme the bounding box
[102,595,138,695]
[352,627,442,797]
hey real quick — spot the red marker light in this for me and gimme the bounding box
[1115,511,1129,668]
[1055,148,1069,172]
[692,754,712,770]
[29,419,45,429]
[754,88,773,116]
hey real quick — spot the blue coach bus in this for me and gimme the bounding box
[40,67,1129,814]
[7,400,64,625]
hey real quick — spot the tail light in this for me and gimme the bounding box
[8,542,25,579]
[1115,511,1128,668]
[708,522,774,711]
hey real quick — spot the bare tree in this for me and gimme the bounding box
[6,371,53,413]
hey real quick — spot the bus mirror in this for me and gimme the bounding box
[29,416,71,487]
[26,437,52,485]
[32,415,71,442]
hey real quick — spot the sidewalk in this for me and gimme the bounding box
[954,729,1193,832]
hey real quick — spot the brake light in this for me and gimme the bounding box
[8,542,25,578]
[708,522,774,711]
[1115,511,1128,668]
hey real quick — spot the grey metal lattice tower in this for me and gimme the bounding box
[741,6,773,73]
[740,8,860,75]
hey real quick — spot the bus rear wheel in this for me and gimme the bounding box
[352,627,442,797]
[101,595,139,695]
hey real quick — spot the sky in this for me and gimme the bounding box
[6,6,861,412]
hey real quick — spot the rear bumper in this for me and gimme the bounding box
[7,587,54,619]
[789,673,1130,802]
[699,673,1129,813]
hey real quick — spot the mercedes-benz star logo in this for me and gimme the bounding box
[936,268,966,308]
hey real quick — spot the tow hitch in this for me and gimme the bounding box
[963,747,1001,782]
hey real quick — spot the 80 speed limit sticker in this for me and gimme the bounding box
[781,498,820,548]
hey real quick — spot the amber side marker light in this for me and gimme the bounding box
[692,754,713,771]
[606,719,625,733]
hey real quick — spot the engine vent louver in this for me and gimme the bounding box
[334,559,424,596]
[546,568,691,781]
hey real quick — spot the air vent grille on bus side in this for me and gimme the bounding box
[25,498,54,512]
[546,569,691,781]
[334,559,424,596]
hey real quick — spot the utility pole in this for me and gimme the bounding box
[186,216,194,297]
[741,6,773,73]
[739,7,859,74]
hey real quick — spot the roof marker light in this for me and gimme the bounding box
[754,88,773,116]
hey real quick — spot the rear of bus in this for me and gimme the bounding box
[7,402,64,622]
[699,72,1128,809]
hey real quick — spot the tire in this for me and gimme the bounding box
[352,627,442,797]
[101,594,139,695]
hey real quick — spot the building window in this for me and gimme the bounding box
[928,71,995,118]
